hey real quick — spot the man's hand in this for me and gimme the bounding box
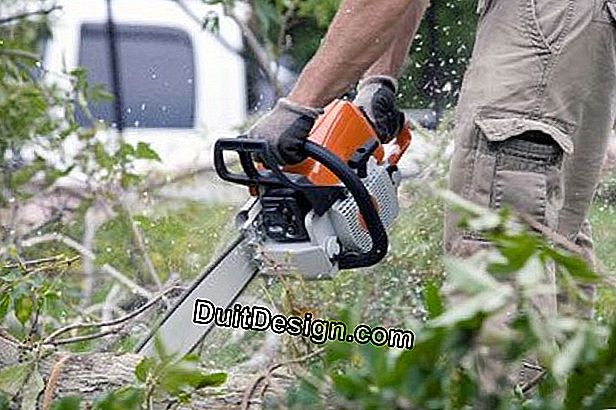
[354,75,405,143]
[247,99,323,165]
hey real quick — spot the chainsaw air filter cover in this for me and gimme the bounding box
[329,158,401,253]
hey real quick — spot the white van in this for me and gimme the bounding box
[42,0,288,176]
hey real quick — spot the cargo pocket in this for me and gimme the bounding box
[466,130,564,228]
[450,120,565,257]
[491,145,550,225]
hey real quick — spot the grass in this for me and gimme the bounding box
[589,200,616,321]
[94,201,235,283]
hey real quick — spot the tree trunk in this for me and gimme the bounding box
[0,332,290,409]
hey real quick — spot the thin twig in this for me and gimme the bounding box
[0,48,41,61]
[520,370,547,395]
[144,164,216,191]
[241,348,324,410]
[42,285,183,345]
[518,213,616,288]
[0,5,62,25]
[21,233,153,298]
[120,198,162,290]
[2,255,79,270]
[225,7,283,97]
[173,0,245,58]
[52,329,117,346]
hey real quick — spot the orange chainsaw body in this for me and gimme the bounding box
[284,100,411,186]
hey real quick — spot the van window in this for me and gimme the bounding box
[77,24,195,128]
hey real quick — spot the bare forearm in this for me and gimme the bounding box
[364,1,429,79]
[288,0,426,108]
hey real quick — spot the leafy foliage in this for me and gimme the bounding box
[0,255,78,338]
[287,196,616,409]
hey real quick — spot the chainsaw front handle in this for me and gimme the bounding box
[303,140,388,269]
[214,138,388,269]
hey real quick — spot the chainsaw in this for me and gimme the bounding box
[136,100,412,357]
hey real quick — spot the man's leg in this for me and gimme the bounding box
[444,0,616,396]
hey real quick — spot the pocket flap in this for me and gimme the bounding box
[475,117,574,154]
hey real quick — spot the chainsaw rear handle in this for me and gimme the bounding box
[214,138,388,269]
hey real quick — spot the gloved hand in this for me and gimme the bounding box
[354,75,405,143]
[247,98,323,165]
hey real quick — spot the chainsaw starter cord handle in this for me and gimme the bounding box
[303,140,388,269]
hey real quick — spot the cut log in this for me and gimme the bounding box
[0,332,291,409]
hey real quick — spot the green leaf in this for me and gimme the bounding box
[14,296,34,325]
[11,157,46,187]
[120,173,141,189]
[553,329,586,382]
[0,394,9,410]
[93,142,114,169]
[431,289,510,328]
[159,362,226,395]
[116,143,135,160]
[0,362,31,396]
[89,84,114,103]
[545,249,599,283]
[443,256,500,295]
[135,142,161,161]
[331,374,361,399]
[21,368,44,410]
[324,340,353,366]
[0,294,10,321]
[191,372,227,389]
[50,396,81,410]
[155,334,178,361]
[488,233,537,275]
[134,357,152,383]
[423,281,444,319]
[93,387,144,410]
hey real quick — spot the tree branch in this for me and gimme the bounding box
[241,348,324,410]
[20,233,153,298]
[42,285,184,345]
[119,198,162,290]
[0,5,62,25]
[224,6,283,97]
[52,329,118,346]
[0,48,40,61]
[3,255,79,270]
[518,213,616,288]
